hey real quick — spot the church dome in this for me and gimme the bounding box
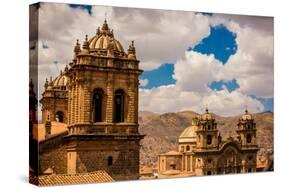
[179,118,198,143]
[88,20,125,53]
[52,71,69,89]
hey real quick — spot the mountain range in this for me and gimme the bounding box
[138,110,274,168]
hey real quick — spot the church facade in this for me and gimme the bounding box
[37,20,144,181]
[158,109,258,176]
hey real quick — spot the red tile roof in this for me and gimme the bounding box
[29,171,114,186]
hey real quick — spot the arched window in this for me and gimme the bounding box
[248,156,253,161]
[186,145,190,151]
[207,135,212,145]
[107,156,113,166]
[93,88,104,122]
[114,89,125,122]
[55,111,64,122]
[246,134,252,143]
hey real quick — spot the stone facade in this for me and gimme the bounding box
[39,20,144,181]
[158,109,259,176]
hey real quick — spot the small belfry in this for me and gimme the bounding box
[39,19,144,181]
[196,108,219,149]
[236,108,257,147]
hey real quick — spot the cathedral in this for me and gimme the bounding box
[31,20,144,183]
[29,18,260,186]
[158,109,259,176]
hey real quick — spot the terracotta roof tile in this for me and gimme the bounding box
[29,171,114,186]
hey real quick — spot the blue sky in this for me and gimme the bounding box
[140,24,273,112]
[140,64,175,89]
[69,4,93,15]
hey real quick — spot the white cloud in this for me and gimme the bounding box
[111,8,212,70]
[139,79,149,87]
[173,51,223,93]
[201,89,264,115]
[139,50,265,116]
[220,21,274,98]
[139,85,202,113]
[139,85,263,116]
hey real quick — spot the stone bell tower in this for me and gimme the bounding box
[64,20,144,180]
[195,108,219,150]
[236,109,257,148]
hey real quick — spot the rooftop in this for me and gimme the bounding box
[29,171,114,186]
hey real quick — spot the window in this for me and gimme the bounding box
[207,124,211,130]
[93,88,103,122]
[108,156,113,166]
[114,89,125,122]
[248,168,252,172]
[246,134,252,143]
[186,145,190,151]
[248,156,252,161]
[207,135,212,145]
[207,158,212,164]
[55,111,64,122]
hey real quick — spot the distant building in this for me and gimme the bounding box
[158,109,258,176]
[32,20,144,184]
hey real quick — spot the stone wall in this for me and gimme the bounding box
[39,133,68,174]
[71,139,140,180]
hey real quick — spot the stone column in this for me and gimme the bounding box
[77,83,82,124]
[190,155,193,172]
[127,83,136,123]
[67,86,71,125]
[106,73,114,123]
[67,151,77,175]
[74,84,79,124]
[83,84,91,123]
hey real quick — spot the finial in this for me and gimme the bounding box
[132,40,134,47]
[44,78,49,88]
[245,105,248,113]
[74,39,81,54]
[83,34,89,50]
[96,27,101,35]
[102,18,109,31]
[205,104,209,113]
[64,64,68,72]
[60,70,62,75]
